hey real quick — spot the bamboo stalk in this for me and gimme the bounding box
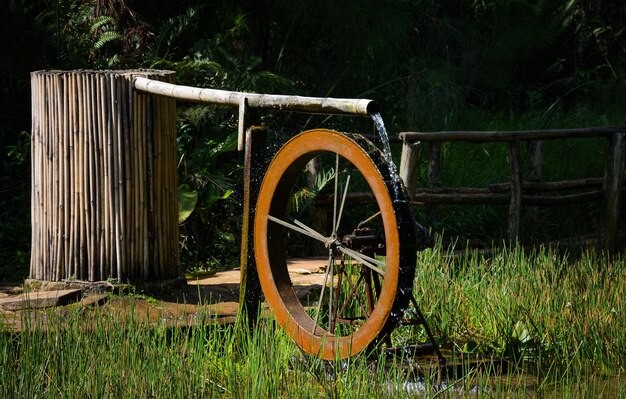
[29,73,38,278]
[39,73,48,279]
[63,74,72,277]
[95,73,103,280]
[50,73,58,279]
[87,73,99,280]
[100,74,112,278]
[58,74,69,279]
[84,73,95,281]
[51,74,60,280]
[78,73,87,279]
[135,94,150,279]
[168,95,179,272]
[131,89,140,275]
[154,95,164,277]
[146,94,155,278]
[108,76,119,279]
[121,77,132,278]
[139,93,149,279]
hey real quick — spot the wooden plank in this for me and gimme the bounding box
[427,142,441,221]
[488,178,607,192]
[0,289,82,311]
[410,191,601,206]
[526,140,544,182]
[400,126,625,143]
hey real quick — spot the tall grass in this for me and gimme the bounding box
[1,243,624,397]
[414,241,625,395]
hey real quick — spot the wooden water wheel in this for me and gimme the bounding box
[254,129,417,359]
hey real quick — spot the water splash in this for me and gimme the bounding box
[370,112,401,199]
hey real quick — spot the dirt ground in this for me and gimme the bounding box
[0,258,328,332]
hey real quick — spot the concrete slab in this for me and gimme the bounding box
[0,289,82,311]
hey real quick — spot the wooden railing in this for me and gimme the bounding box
[398,126,626,250]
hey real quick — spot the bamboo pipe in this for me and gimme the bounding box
[133,76,379,116]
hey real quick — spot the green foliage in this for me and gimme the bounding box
[177,184,198,224]
[289,167,336,214]
[1,0,626,279]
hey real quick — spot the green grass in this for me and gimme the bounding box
[1,243,624,397]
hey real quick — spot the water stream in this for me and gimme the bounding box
[370,112,402,199]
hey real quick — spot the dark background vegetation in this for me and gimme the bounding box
[1,0,625,280]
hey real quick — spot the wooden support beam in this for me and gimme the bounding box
[600,132,626,250]
[427,143,441,221]
[409,191,601,206]
[399,140,420,198]
[488,178,606,192]
[508,141,523,242]
[239,125,267,325]
[400,126,625,143]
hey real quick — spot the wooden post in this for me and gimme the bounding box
[30,70,179,282]
[427,143,441,221]
[526,139,544,234]
[599,132,625,250]
[399,140,421,199]
[526,140,544,182]
[508,141,523,242]
[239,125,267,325]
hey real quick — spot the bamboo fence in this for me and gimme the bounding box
[30,70,179,282]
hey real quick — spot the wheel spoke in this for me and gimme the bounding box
[313,249,334,336]
[268,215,326,242]
[357,211,381,229]
[328,252,334,331]
[337,246,386,276]
[334,174,351,235]
[293,218,327,241]
[332,153,340,234]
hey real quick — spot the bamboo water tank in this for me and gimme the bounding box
[30,70,179,282]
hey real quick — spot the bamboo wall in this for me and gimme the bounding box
[30,70,179,282]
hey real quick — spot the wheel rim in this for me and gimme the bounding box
[254,129,407,359]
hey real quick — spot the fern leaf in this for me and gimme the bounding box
[90,15,115,34]
[93,31,123,50]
